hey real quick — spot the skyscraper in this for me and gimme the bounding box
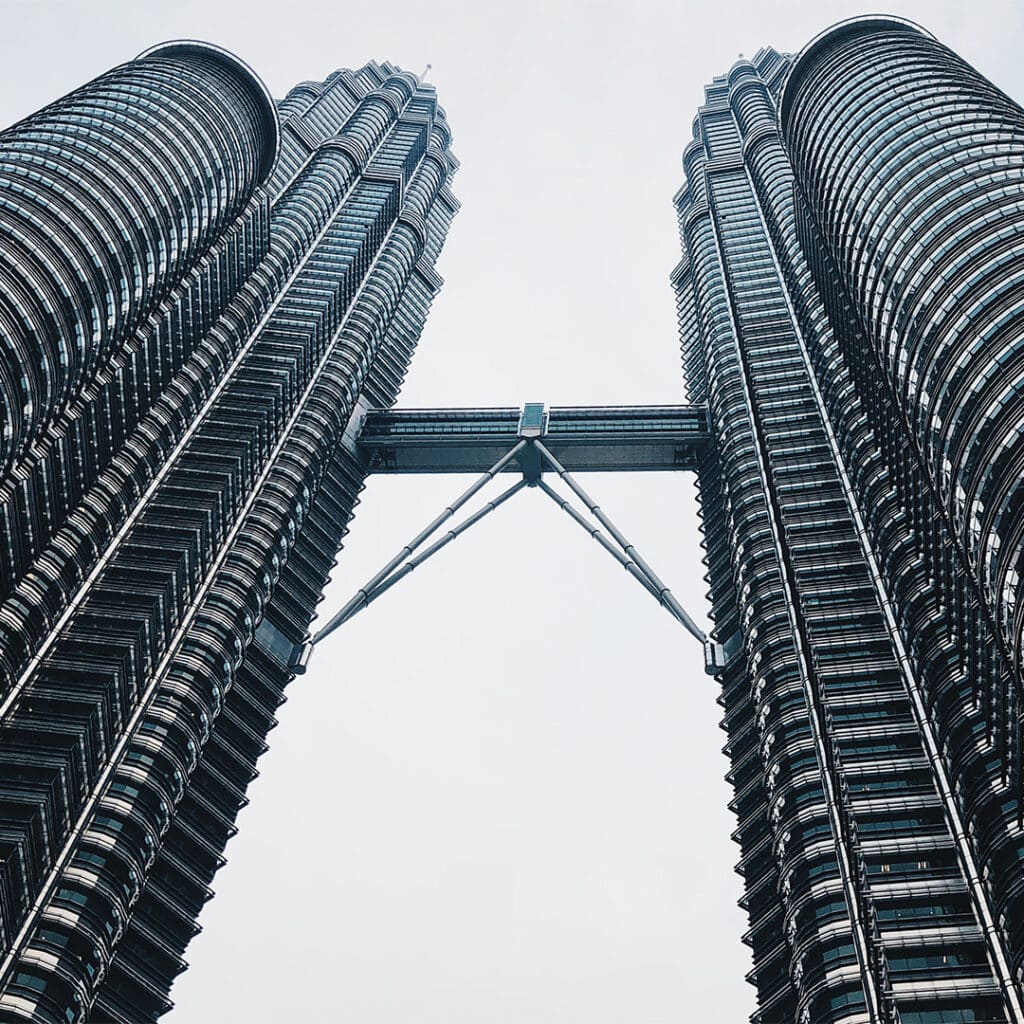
[676,16,1024,1023]
[6,14,1024,1024]
[0,42,457,1022]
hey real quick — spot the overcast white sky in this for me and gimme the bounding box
[2,1,1023,1020]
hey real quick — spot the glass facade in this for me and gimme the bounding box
[678,21,1024,1024]
[0,44,457,1022]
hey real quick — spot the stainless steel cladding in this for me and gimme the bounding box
[783,18,1024,679]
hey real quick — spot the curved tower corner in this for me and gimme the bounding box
[780,17,1024,676]
[0,40,279,469]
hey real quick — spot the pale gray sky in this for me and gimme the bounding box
[2,1,1023,1020]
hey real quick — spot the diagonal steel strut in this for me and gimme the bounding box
[311,441,527,647]
[535,479,692,631]
[532,439,707,643]
[317,478,527,640]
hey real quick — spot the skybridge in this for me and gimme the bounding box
[354,404,711,475]
[283,402,725,677]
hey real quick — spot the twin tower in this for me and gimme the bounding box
[0,16,1022,1024]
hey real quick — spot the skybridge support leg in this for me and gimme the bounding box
[295,441,528,665]
[536,479,670,607]
[320,478,526,636]
[533,440,707,644]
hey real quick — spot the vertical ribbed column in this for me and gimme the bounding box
[781,25,1024,1001]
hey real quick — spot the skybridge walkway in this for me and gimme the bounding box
[354,404,711,475]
